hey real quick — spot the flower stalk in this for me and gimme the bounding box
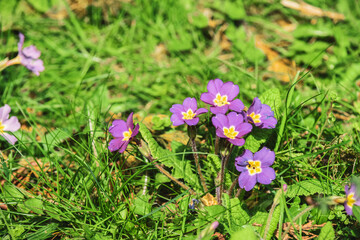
[188,125,208,193]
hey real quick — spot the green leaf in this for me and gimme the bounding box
[155,173,171,185]
[43,128,71,151]
[286,179,341,198]
[26,0,62,13]
[213,1,246,20]
[223,193,250,233]
[9,226,25,239]
[139,123,201,192]
[191,13,208,28]
[318,222,335,240]
[204,154,232,187]
[353,206,360,223]
[2,182,25,202]
[230,225,257,240]
[167,32,193,51]
[24,198,44,214]
[259,88,282,119]
[204,205,225,220]
[260,206,281,240]
[132,194,152,216]
[27,223,59,240]
[243,127,273,152]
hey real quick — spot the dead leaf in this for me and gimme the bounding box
[200,193,218,206]
[276,220,328,240]
[281,0,345,22]
[255,35,299,82]
[160,131,189,146]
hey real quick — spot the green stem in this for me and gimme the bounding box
[274,71,300,152]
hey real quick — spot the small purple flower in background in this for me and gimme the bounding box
[247,97,277,129]
[200,79,244,114]
[235,147,276,191]
[170,97,208,126]
[212,112,252,146]
[5,33,44,76]
[344,183,360,215]
[0,104,21,145]
[108,112,139,153]
[18,33,44,76]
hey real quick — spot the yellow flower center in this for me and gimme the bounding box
[182,109,196,120]
[223,126,238,139]
[346,193,356,208]
[248,112,261,123]
[123,128,132,141]
[246,160,262,176]
[0,121,4,134]
[213,93,230,107]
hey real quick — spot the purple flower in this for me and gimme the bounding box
[17,33,44,76]
[170,97,208,126]
[0,104,21,145]
[211,112,252,146]
[200,79,244,114]
[344,184,360,215]
[235,147,276,191]
[247,97,277,129]
[108,112,139,153]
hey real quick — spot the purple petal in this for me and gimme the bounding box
[108,138,125,152]
[200,92,216,105]
[257,167,276,185]
[254,147,275,167]
[238,171,257,191]
[207,79,224,95]
[195,108,208,116]
[344,203,353,215]
[219,81,239,100]
[210,105,228,114]
[126,112,135,129]
[345,185,349,195]
[18,33,25,52]
[260,104,274,116]
[22,45,41,59]
[211,114,228,129]
[119,141,129,153]
[185,118,199,126]
[235,122,253,137]
[109,120,128,138]
[1,133,18,145]
[170,104,185,114]
[350,184,356,195]
[235,149,254,168]
[0,104,11,122]
[183,97,197,111]
[248,97,262,114]
[170,113,185,126]
[215,128,227,138]
[259,117,277,129]
[3,116,21,132]
[21,58,44,76]
[132,124,140,137]
[229,99,245,113]
[227,112,244,126]
[228,138,245,146]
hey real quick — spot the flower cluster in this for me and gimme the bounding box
[167,78,278,191]
[107,79,279,192]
